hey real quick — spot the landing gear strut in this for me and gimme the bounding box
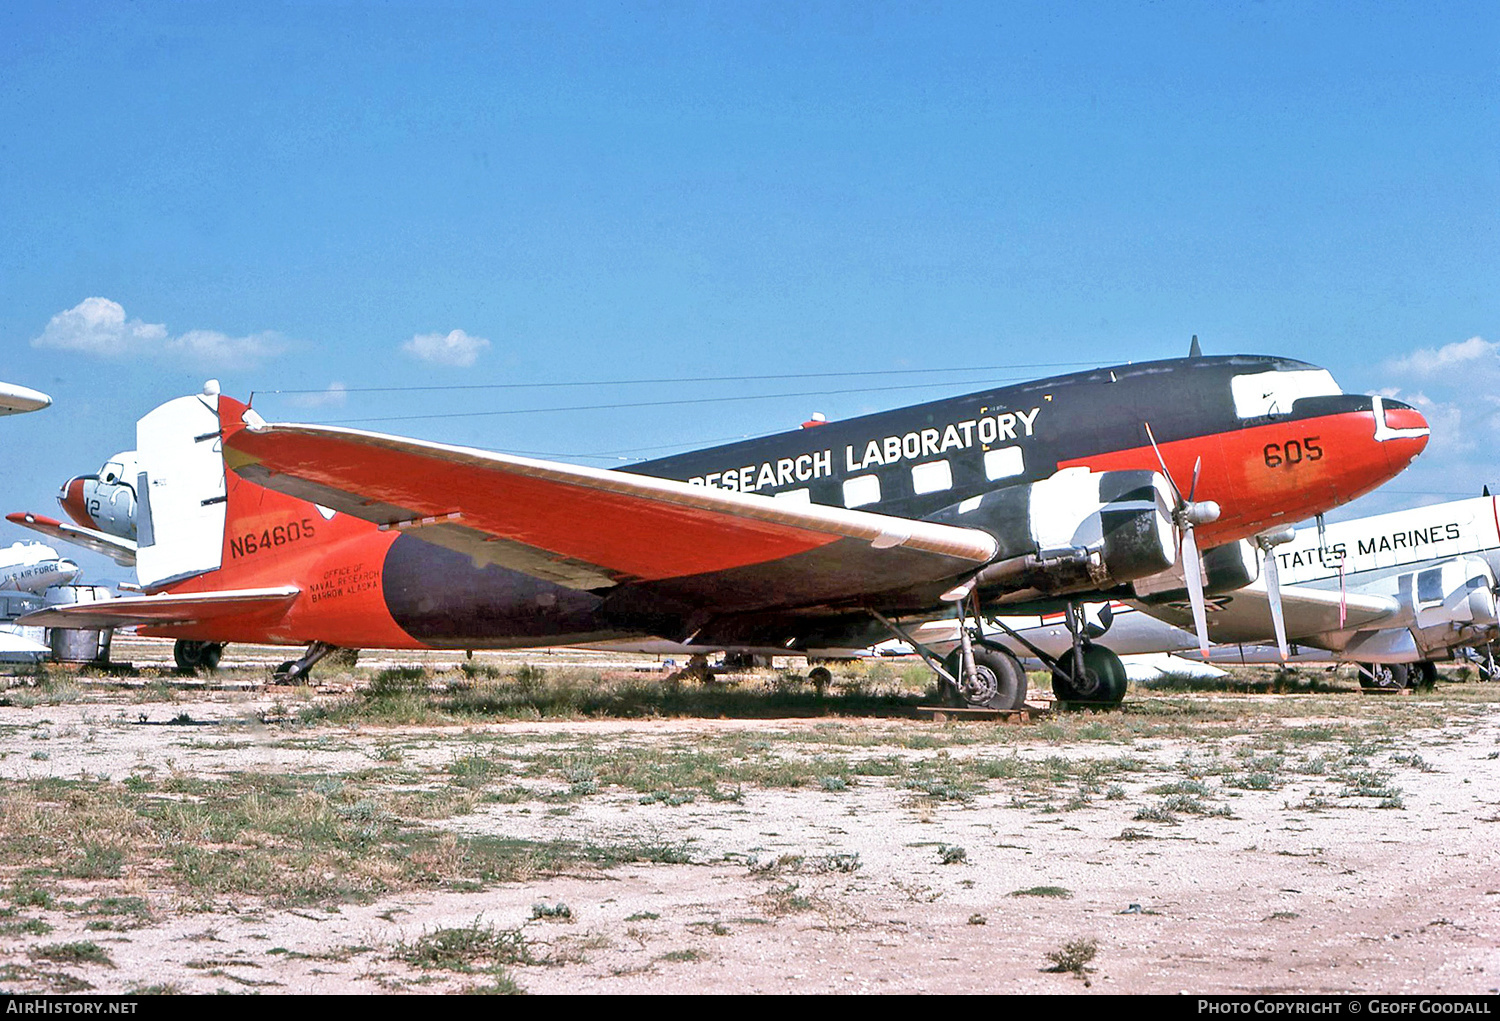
[987,601,1128,710]
[271,641,341,685]
[868,594,1028,711]
[1357,662,1408,692]
[173,639,224,673]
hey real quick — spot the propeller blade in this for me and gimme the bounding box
[1181,526,1210,658]
[1188,456,1202,504]
[1143,422,1182,503]
[1264,545,1289,661]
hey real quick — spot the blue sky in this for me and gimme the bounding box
[2,1,1496,579]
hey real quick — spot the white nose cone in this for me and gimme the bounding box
[202,379,221,397]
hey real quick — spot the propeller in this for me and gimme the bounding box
[1144,423,1221,657]
[1252,525,1297,660]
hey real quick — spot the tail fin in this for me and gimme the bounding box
[134,384,227,589]
[135,385,375,592]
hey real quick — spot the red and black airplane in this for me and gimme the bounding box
[15,353,1428,708]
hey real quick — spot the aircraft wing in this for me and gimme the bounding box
[6,512,138,567]
[1130,578,1399,645]
[17,586,299,630]
[223,417,999,607]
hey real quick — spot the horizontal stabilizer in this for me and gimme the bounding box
[18,586,299,630]
[7,512,138,567]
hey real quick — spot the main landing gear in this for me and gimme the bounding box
[870,586,1030,711]
[873,595,1129,712]
[992,601,1128,710]
[1356,661,1438,692]
[173,639,224,673]
[271,641,342,685]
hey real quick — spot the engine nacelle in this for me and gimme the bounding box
[927,467,1176,598]
[1130,539,1261,603]
[58,451,138,540]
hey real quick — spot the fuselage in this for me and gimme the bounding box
[634,355,1425,549]
[0,542,81,595]
[154,354,1427,650]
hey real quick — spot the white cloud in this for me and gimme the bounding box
[1385,335,1498,378]
[30,297,285,369]
[32,297,166,356]
[288,382,348,409]
[165,329,285,366]
[403,328,489,367]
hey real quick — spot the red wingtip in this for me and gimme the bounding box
[6,512,61,527]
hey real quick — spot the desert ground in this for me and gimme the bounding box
[0,638,1496,995]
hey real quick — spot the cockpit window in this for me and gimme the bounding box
[1230,369,1341,419]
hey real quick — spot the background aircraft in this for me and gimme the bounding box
[917,494,1500,693]
[7,450,141,568]
[0,542,81,595]
[0,541,80,665]
[15,355,1427,708]
[1139,494,1500,689]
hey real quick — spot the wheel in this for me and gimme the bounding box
[1414,661,1438,689]
[173,639,219,672]
[807,665,832,694]
[1357,662,1408,691]
[173,639,196,672]
[1052,644,1128,709]
[272,661,297,685]
[941,647,1026,710]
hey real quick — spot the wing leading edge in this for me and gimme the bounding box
[222,410,1000,600]
[7,512,138,567]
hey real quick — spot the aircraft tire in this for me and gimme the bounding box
[173,639,222,673]
[1414,661,1438,689]
[1052,644,1128,710]
[1357,662,1408,691]
[942,648,1026,710]
[808,666,832,695]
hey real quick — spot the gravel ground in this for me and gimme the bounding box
[0,648,1496,995]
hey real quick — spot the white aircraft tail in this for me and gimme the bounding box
[134,383,227,590]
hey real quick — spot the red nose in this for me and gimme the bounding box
[1377,400,1431,472]
[58,476,96,530]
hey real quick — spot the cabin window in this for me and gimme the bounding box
[842,475,881,508]
[984,446,1025,481]
[1230,368,1341,419]
[775,488,811,504]
[1417,567,1445,604]
[910,460,953,495]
